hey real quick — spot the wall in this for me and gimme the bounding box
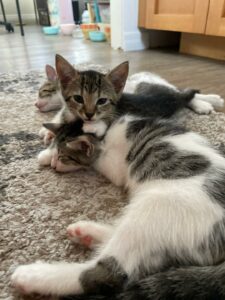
[0,0,36,23]
[111,0,149,51]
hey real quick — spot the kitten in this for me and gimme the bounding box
[12,112,225,299]
[36,65,63,112]
[39,55,129,144]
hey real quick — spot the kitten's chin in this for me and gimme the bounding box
[55,160,83,173]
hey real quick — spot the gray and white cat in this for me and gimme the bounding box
[12,108,225,299]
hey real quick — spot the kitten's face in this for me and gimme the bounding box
[44,121,100,169]
[55,55,129,122]
[36,65,63,112]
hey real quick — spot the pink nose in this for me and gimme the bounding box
[35,102,40,108]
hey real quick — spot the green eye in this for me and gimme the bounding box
[97,98,108,105]
[73,95,84,104]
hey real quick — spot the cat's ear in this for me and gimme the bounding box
[106,61,129,95]
[66,136,94,157]
[55,54,78,88]
[43,123,62,135]
[45,65,57,81]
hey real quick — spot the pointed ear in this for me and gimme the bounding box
[106,61,129,95]
[43,123,62,135]
[55,54,78,89]
[66,136,94,157]
[45,65,57,81]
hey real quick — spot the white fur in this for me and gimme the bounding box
[188,98,214,114]
[67,221,113,248]
[83,120,108,137]
[11,261,89,295]
[194,93,224,108]
[124,72,177,93]
[35,91,63,112]
[37,148,57,166]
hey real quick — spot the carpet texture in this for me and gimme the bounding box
[1,67,225,300]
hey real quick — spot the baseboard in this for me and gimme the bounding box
[123,30,149,51]
[0,13,36,22]
[180,33,225,61]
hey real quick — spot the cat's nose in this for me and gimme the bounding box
[85,112,94,120]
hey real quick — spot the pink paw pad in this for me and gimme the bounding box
[81,235,93,247]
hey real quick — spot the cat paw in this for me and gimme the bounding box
[67,221,96,248]
[195,94,224,108]
[38,148,56,166]
[83,121,107,137]
[43,131,55,145]
[39,127,55,145]
[11,262,47,294]
[194,101,214,114]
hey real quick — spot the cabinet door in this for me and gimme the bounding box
[142,0,209,33]
[206,0,225,36]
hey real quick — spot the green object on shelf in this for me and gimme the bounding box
[94,0,102,23]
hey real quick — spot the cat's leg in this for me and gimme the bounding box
[11,260,94,295]
[67,221,113,249]
[188,98,214,114]
[194,93,224,109]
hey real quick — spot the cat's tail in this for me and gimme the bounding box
[180,88,200,104]
[61,262,225,300]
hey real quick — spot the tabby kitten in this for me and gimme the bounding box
[36,65,63,112]
[12,111,225,299]
[39,55,129,144]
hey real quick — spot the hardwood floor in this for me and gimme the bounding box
[0,25,225,111]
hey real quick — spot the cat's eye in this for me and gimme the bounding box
[97,98,108,105]
[73,95,84,104]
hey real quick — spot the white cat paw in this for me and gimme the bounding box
[83,121,107,137]
[195,94,224,109]
[38,148,55,166]
[11,262,48,294]
[39,127,55,145]
[39,127,47,138]
[82,122,96,134]
[189,99,214,115]
[195,102,214,114]
[67,221,97,248]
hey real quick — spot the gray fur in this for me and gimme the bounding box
[80,257,127,294]
[127,120,210,182]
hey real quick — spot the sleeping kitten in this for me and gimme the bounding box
[12,112,225,299]
[36,65,63,112]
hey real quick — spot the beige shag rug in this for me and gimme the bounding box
[1,68,225,300]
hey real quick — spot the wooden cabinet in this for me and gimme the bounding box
[139,0,225,60]
[206,0,225,36]
[141,0,210,33]
[139,0,225,37]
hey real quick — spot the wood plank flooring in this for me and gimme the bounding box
[0,25,225,112]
